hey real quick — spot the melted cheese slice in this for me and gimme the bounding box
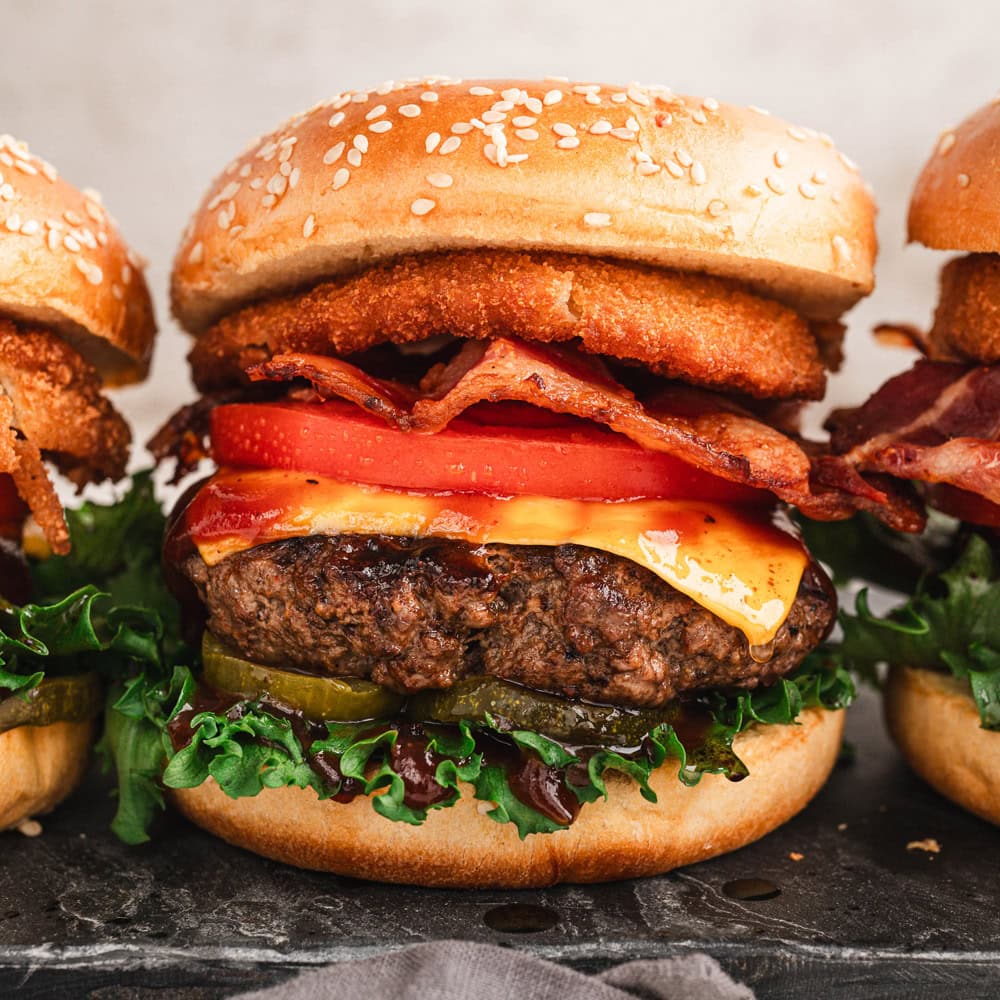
[188,470,809,646]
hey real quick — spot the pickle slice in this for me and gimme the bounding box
[0,672,102,734]
[405,676,681,746]
[201,632,403,722]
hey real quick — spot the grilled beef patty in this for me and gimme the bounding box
[179,534,836,709]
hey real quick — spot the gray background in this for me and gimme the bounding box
[2,0,997,457]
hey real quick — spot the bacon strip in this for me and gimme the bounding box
[828,360,1000,504]
[247,338,923,530]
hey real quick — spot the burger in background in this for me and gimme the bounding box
[131,77,913,886]
[819,98,1000,827]
[0,135,160,833]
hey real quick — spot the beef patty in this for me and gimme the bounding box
[180,534,836,709]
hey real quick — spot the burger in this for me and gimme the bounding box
[131,77,911,887]
[0,135,157,832]
[824,97,1000,827]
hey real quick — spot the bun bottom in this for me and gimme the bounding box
[0,720,94,831]
[886,665,1000,826]
[171,707,844,887]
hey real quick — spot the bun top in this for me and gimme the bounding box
[909,98,1000,252]
[0,136,156,384]
[172,77,877,332]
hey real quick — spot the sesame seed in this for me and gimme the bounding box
[351,92,369,103]
[799,182,817,199]
[691,161,707,185]
[838,152,858,172]
[64,210,83,225]
[766,175,786,195]
[469,86,494,96]
[369,120,392,133]
[524,97,543,115]
[481,110,506,124]
[332,167,350,190]
[399,104,421,118]
[353,135,369,153]
[46,229,59,251]
[627,84,650,106]
[76,258,103,285]
[938,132,956,156]
[832,234,851,264]
[410,197,436,216]
[583,212,611,227]
[557,136,580,149]
[637,162,661,176]
[625,117,640,131]
[675,149,693,167]
[512,116,536,128]
[812,170,828,185]
[610,92,628,103]
[483,143,498,164]
[574,84,600,94]
[420,91,439,103]
[188,241,204,264]
[347,149,362,168]
[40,162,57,182]
[328,111,345,127]
[323,141,346,165]
[774,148,790,168]
[427,172,453,188]
[425,132,441,153]
[266,174,287,196]
[787,126,807,142]
[218,209,231,229]
[303,214,316,238]
[14,160,37,175]
[664,159,684,178]
[543,89,563,106]
[439,136,461,155]
[590,120,613,134]
[958,173,971,188]
[703,97,720,111]
[506,153,528,164]
[122,261,133,283]
[707,199,726,216]
[279,161,292,177]
[451,122,473,134]
[250,177,264,190]
[289,167,301,189]
[0,184,11,201]
[691,109,707,125]
[491,100,515,112]
[552,122,576,137]
[831,191,843,204]
[515,128,539,141]
[19,219,38,236]
[111,284,124,300]
[470,118,486,130]
[610,128,636,141]
[4,214,20,232]
[749,105,770,116]
[365,104,387,121]
[501,88,521,101]
[63,233,81,251]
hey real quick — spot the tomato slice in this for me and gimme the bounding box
[210,400,769,504]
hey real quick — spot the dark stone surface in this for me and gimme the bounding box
[1,691,999,998]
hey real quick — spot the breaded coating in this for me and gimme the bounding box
[0,319,132,552]
[928,254,1000,363]
[189,250,829,400]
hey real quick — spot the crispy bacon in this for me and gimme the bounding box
[247,338,922,530]
[828,359,1000,506]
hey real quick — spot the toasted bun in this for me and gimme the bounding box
[885,665,1000,826]
[172,78,876,331]
[0,720,94,831]
[171,706,843,888]
[909,99,1000,252]
[0,136,155,384]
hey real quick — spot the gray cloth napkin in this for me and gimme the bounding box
[234,940,754,1000]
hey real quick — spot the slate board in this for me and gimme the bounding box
[1,690,998,999]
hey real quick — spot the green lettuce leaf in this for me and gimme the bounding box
[120,652,853,842]
[837,532,1000,730]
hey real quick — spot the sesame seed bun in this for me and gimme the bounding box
[170,705,843,888]
[0,720,95,832]
[0,136,156,385]
[172,78,876,332]
[885,666,1000,827]
[909,98,1000,252]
